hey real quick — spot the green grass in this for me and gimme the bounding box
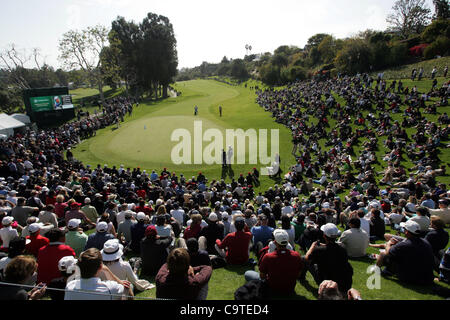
[72,79,295,192]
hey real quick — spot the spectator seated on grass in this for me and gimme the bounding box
[375,220,435,286]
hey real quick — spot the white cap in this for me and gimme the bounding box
[136,212,146,221]
[96,221,108,232]
[84,198,91,204]
[322,202,330,209]
[101,239,123,261]
[58,256,77,272]
[68,219,82,229]
[369,201,381,209]
[400,220,421,235]
[28,223,42,233]
[320,223,341,238]
[2,216,14,226]
[208,213,218,222]
[273,229,289,246]
[222,212,229,220]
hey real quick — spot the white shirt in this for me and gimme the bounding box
[282,206,294,216]
[65,277,124,300]
[171,209,185,225]
[115,211,128,226]
[359,218,370,236]
[186,219,208,228]
[101,260,139,286]
[0,226,18,248]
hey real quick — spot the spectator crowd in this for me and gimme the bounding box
[0,71,449,300]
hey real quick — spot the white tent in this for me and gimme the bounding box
[0,113,27,137]
[11,113,31,125]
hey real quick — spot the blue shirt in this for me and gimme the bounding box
[251,225,274,246]
[421,199,435,209]
[84,232,115,251]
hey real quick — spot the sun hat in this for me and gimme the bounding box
[400,220,421,235]
[320,223,341,238]
[101,239,123,261]
[96,221,108,232]
[273,229,289,246]
[68,219,82,229]
[58,256,77,272]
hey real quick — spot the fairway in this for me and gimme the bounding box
[73,79,295,189]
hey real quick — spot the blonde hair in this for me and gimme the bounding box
[157,205,167,215]
[56,194,65,203]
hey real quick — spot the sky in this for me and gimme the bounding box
[0,0,436,70]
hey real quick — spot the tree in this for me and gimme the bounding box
[433,0,450,19]
[386,0,432,39]
[136,13,178,99]
[230,59,249,80]
[58,25,109,102]
[335,39,372,74]
[109,18,141,95]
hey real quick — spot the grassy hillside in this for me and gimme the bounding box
[369,56,450,80]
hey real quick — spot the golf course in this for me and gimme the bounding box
[72,79,295,191]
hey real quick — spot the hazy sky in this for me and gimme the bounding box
[0,0,435,70]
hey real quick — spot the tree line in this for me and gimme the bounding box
[177,0,449,86]
[0,12,178,113]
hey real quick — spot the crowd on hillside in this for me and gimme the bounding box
[0,71,449,300]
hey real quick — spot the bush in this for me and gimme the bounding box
[423,36,450,60]
[408,44,429,57]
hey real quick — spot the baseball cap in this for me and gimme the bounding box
[28,223,42,234]
[2,216,14,226]
[208,213,218,222]
[222,212,229,220]
[96,221,108,232]
[58,256,77,272]
[400,220,421,235]
[70,202,82,208]
[322,202,330,209]
[273,229,289,246]
[136,212,146,221]
[320,223,341,238]
[68,219,82,229]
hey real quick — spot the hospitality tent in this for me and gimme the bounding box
[0,113,28,137]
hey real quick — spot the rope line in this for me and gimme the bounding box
[0,281,175,300]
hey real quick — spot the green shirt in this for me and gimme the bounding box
[65,230,88,257]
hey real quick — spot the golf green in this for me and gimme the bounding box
[73,79,295,186]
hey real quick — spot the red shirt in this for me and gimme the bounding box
[135,206,153,215]
[37,243,75,284]
[216,231,252,265]
[26,234,50,257]
[136,190,147,199]
[183,224,202,240]
[54,202,68,218]
[259,249,303,293]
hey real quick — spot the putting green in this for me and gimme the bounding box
[73,79,295,188]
